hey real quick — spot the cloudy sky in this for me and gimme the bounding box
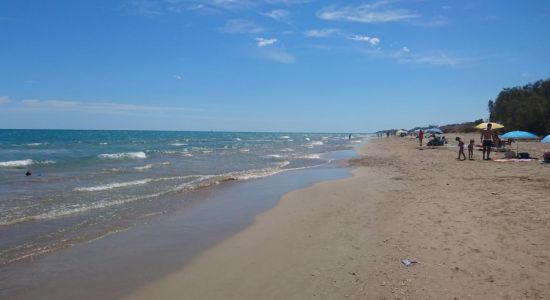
[1,0,549,132]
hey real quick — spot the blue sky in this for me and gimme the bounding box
[1,0,549,132]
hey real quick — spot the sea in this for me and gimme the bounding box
[0,129,365,266]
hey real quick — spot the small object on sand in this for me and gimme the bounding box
[25,171,32,176]
[401,259,417,267]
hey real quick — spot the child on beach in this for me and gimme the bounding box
[456,137,466,161]
[468,139,474,160]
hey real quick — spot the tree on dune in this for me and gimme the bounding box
[488,79,550,135]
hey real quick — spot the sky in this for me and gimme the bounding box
[1,0,549,132]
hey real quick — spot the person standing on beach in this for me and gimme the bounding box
[418,130,424,146]
[468,139,475,160]
[456,137,466,160]
[480,123,497,160]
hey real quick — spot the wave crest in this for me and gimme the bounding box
[0,159,34,167]
[98,152,146,160]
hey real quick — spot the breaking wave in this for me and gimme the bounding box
[98,152,147,160]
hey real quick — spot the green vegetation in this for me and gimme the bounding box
[488,79,550,135]
[440,119,484,133]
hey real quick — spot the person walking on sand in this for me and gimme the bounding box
[456,137,466,160]
[418,130,424,146]
[480,123,497,160]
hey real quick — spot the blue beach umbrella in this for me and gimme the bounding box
[426,128,443,134]
[542,135,550,143]
[500,130,538,154]
[500,131,538,140]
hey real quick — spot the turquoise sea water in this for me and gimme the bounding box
[0,129,364,265]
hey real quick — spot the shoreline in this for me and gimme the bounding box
[126,134,550,299]
[0,151,356,299]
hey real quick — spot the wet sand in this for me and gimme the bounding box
[0,164,350,300]
[126,134,550,299]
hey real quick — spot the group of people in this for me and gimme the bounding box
[417,130,447,147]
[417,123,500,161]
[456,123,499,161]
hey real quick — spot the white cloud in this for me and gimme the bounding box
[348,35,380,46]
[166,0,255,12]
[128,0,310,16]
[123,0,163,16]
[369,37,380,46]
[256,37,278,47]
[305,29,340,38]
[220,19,263,34]
[265,0,311,4]
[260,9,291,23]
[262,49,295,64]
[349,35,370,42]
[0,96,11,105]
[361,48,469,66]
[8,98,201,114]
[317,1,419,23]
[397,52,466,66]
[173,74,184,80]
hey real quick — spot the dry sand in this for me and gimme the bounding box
[125,134,550,300]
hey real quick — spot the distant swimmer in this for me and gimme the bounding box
[25,171,32,176]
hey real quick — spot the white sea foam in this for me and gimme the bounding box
[134,164,154,171]
[304,137,311,141]
[27,143,46,146]
[279,136,291,139]
[74,179,153,192]
[265,154,283,158]
[170,143,187,146]
[99,142,108,145]
[0,159,34,167]
[98,152,146,160]
[239,148,250,153]
[302,153,322,159]
[279,161,290,168]
[103,168,125,173]
[235,138,242,141]
[311,141,324,146]
[0,163,326,226]
[280,148,294,152]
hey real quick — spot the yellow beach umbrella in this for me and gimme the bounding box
[475,122,504,129]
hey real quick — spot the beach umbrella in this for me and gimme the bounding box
[426,128,443,134]
[475,122,504,129]
[541,135,550,143]
[500,130,538,154]
[395,130,407,136]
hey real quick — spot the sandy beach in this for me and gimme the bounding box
[126,135,550,300]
